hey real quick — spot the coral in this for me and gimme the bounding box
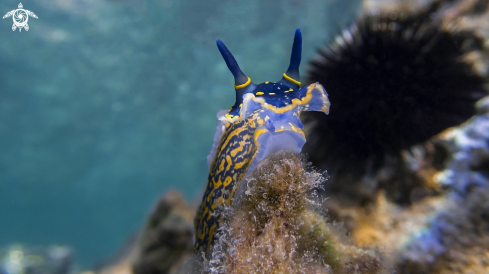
[200,151,390,274]
[396,96,489,273]
[397,187,489,273]
[436,97,489,197]
[302,0,488,204]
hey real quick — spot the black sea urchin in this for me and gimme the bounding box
[302,2,487,202]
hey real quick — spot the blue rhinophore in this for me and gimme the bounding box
[217,28,307,119]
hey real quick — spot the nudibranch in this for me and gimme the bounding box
[194,29,330,252]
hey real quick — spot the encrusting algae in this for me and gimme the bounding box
[200,151,390,274]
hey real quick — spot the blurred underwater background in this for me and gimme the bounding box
[2,0,489,273]
[0,0,361,269]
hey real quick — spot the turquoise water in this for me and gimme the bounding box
[0,0,361,267]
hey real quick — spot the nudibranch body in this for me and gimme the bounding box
[194,29,330,252]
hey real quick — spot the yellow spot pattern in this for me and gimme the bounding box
[250,84,320,114]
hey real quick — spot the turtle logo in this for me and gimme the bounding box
[3,3,38,32]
